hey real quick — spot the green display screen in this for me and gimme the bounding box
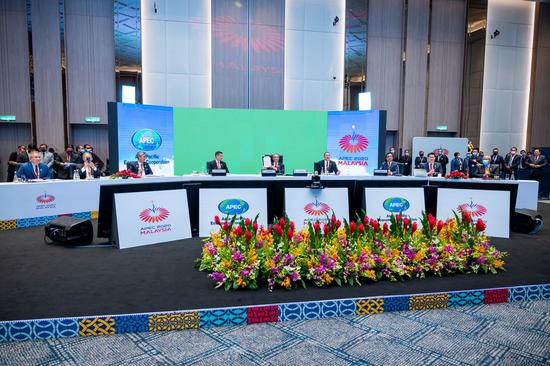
[173,108,328,174]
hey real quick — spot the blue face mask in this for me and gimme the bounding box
[473,152,478,156]
[482,160,489,167]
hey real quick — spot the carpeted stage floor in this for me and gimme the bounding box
[1,205,549,322]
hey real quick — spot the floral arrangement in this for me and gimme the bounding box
[445,171,468,180]
[198,211,506,291]
[109,169,141,179]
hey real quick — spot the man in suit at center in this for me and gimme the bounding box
[421,152,442,177]
[16,150,51,180]
[207,151,229,174]
[269,153,285,175]
[55,144,79,179]
[128,151,153,176]
[380,153,400,175]
[503,146,521,180]
[315,152,340,175]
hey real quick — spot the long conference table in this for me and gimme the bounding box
[0,174,538,235]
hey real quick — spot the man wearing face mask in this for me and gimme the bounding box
[38,144,55,175]
[435,149,449,176]
[415,151,427,169]
[450,152,465,174]
[466,149,480,177]
[388,147,399,162]
[399,149,412,176]
[490,148,504,174]
[55,144,79,179]
[503,147,521,180]
[76,144,104,172]
[473,155,499,179]
[7,145,28,182]
[526,148,547,198]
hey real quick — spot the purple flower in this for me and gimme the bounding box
[240,269,250,277]
[291,272,299,282]
[444,245,453,253]
[476,256,486,265]
[283,254,293,263]
[210,272,226,282]
[231,251,244,262]
[208,247,218,255]
[270,266,280,275]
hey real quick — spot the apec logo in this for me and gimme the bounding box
[36,192,55,204]
[383,197,410,213]
[218,199,249,215]
[139,202,170,223]
[132,129,162,151]
[339,125,369,153]
[304,199,331,216]
[457,199,487,218]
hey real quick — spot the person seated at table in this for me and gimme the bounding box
[79,152,102,179]
[314,152,340,175]
[128,151,153,177]
[16,150,51,180]
[380,153,400,175]
[421,152,442,177]
[268,153,285,175]
[450,152,465,173]
[207,151,229,174]
[473,155,500,179]
[55,144,79,179]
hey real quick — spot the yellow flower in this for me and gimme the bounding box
[494,260,505,268]
[282,276,291,288]
[414,251,426,262]
[237,277,245,287]
[223,260,232,269]
[322,273,333,284]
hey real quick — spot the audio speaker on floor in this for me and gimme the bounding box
[511,209,543,235]
[45,216,94,246]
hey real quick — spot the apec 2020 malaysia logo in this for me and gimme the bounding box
[304,199,331,217]
[457,199,487,218]
[35,192,56,210]
[138,201,172,235]
[132,129,162,151]
[339,125,369,153]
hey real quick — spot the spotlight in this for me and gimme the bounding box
[333,16,339,26]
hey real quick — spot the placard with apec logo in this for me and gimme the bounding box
[364,187,425,223]
[198,188,268,237]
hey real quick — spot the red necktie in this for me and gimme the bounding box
[274,163,278,169]
[325,161,329,173]
[34,165,39,178]
[139,163,144,176]
[430,163,433,174]
[217,161,220,169]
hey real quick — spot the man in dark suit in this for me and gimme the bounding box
[268,153,285,175]
[465,149,481,177]
[503,147,521,180]
[526,148,547,198]
[16,150,51,180]
[207,151,229,174]
[473,156,500,179]
[128,151,154,176]
[7,145,28,182]
[435,150,449,176]
[414,151,427,169]
[421,152,442,177]
[78,152,102,179]
[314,152,340,175]
[380,153,400,175]
[399,149,412,176]
[450,152,465,174]
[490,148,504,173]
[55,145,79,179]
[76,144,105,172]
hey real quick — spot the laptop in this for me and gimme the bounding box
[413,168,427,177]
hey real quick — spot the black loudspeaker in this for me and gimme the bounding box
[511,209,543,234]
[45,217,94,246]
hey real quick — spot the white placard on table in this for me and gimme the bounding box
[436,188,510,238]
[112,189,191,249]
[199,188,268,237]
[365,187,425,223]
[284,188,349,229]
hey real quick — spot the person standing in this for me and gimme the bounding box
[450,152,465,174]
[399,150,412,176]
[526,148,547,198]
[503,147,521,180]
[38,144,55,175]
[490,148,504,174]
[55,145,79,179]
[7,145,28,182]
[435,150,449,176]
[414,151,427,169]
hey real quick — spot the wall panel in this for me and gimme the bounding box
[0,124,32,182]
[0,0,31,124]
[31,0,64,150]
[70,124,109,167]
[426,0,465,132]
[366,0,403,131]
[401,0,429,149]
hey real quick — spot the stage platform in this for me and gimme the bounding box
[1,204,549,325]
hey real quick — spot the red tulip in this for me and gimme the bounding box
[323,223,330,235]
[335,220,341,229]
[313,221,320,234]
[235,226,243,237]
[403,217,410,230]
[223,221,230,232]
[214,215,221,226]
[252,222,258,232]
[382,222,388,234]
[358,223,364,232]
[245,230,252,242]
[395,214,401,222]
[428,214,436,230]
[463,211,472,224]
[244,218,251,226]
[363,216,369,224]
[286,228,293,241]
[289,221,295,231]
[436,220,444,234]
[273,224,283,236]
[370,219,379,232]
[279,217,286,227]
[331,215,336,227]
[411,222,418,234]
[475,218,486,232]
[349,221,356,234]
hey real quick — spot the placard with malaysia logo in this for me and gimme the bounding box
[364,187,425,223]
[436,188,510,238]
[112,189,191,249]
[284,188,349,229]
[326,110,385,175]
[199,188,268,237]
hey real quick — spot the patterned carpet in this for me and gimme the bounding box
[0,300,548,366]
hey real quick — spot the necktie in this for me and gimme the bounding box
[67,153,70,161]
[325,161,329,173]
[139,163,143,176]
[274,162,278,169]
[430,163,433,175]
[34,165,39,178]
[216,160,220,169]
[87,167,91,178]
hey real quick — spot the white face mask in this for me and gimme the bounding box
[511,151,516,155]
